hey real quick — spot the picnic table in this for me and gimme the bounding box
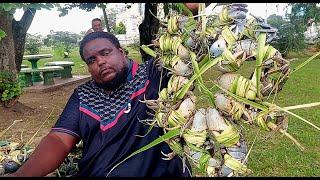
[23,54,53,82]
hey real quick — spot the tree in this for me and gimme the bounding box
[79,31,87,39]
[138,3,160,61]
[0,3,56,73]
[266,3,320,55]
[25,33,43,55]
[44,31,81,58]
[0,3,56,107]
[289,3,320,29]
[267,15,305,55]
[99,4,110,32]
[44,31,80,47]
[100,11,117,34]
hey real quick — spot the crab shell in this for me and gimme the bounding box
[217,73,239,92]
[3,160,20,173]
[191,108,208,132]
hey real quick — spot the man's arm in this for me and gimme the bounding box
[85,28,93,36]
[11,132,78,177]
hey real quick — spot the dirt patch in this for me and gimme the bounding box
[0,82,82,148]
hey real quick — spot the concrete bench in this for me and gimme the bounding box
[21,64,29,68]
[20,66,64,86]
[38,66,64,85]
[20,68,35,87]
[45,61,74,78]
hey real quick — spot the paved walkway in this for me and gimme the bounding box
[24,75,91,93]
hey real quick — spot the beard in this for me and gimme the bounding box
[95,66,129,91]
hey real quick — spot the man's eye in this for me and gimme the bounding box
[102,51,109,56]
[86,57,96,64]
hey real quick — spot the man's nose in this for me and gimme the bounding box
[96,56,106,66]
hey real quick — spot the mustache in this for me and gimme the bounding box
[96,66,129,91]
[99,67,112,74]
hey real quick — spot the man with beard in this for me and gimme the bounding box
[10,31,190,177]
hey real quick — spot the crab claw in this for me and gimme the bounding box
[161,151,176,160]
[228,3,248,20]
[154,59,165,71]
[254,23,278,43]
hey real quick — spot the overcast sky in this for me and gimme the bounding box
[13,3,291,37]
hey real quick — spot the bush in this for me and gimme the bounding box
[112,22,126,35]
[53,43,71,59]
[267,14,306,56]
[0,70,22,104]
[45,31,81,58]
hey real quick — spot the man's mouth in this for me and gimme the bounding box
[100,68,112,75]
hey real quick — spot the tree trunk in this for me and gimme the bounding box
[12,8,36,72]
[138,3,159,62]
[0,10,16,73]
[163,3,170,16]
[102,7,111,32]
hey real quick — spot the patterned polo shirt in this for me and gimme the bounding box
[51,59,190,177]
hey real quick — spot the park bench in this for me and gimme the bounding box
[20,68,34,87]
[44,61,74,78]
[19,65,30,87]
[20,66,64,86]
[21,64,29,68]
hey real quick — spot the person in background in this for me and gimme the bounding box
[85,18,104,36]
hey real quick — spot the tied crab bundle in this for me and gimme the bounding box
[0,116,83,177]
[0,120,34,176]
[0,141,34,175]
[108,3,320,177]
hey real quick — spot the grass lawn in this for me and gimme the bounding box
[23,45,320,176]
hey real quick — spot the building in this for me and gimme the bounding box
[304,21,320,44]
[113,3,145,46]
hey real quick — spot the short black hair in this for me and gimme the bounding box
[79,31,121,62]
[92,18,102,23]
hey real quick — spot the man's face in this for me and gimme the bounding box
[83,38,128,90]
[92,20,103,32]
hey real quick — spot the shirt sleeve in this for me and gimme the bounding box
[51,89,81,138]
